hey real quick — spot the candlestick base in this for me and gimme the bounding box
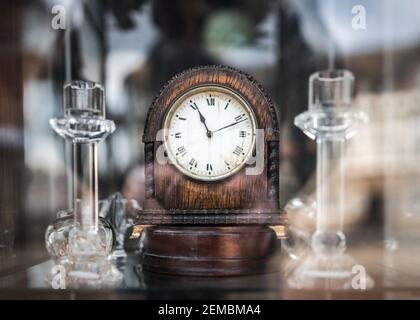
[46,258,123,289]
[46,223,123,289]
[45,209,116,262]
[287,251,374,290]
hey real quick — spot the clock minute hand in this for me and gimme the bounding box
[212,119,247,134]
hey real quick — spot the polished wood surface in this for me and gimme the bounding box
[140,225,277,276]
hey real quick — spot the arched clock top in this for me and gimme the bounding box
[143,65,279,143]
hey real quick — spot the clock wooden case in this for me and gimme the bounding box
[135,65,286,276]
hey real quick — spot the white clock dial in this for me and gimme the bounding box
[163,86,257,181]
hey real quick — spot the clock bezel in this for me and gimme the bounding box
[163,84,257,182]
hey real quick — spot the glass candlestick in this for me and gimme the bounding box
[288,70,373,290]
[48,80,122,287]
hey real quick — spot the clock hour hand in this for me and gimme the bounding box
[212,118,247,134]
[196,107,212,138]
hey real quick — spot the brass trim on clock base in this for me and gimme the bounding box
[139,225,278,276]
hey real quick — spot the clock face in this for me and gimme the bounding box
[163,85,257,181]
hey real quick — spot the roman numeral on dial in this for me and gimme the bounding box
[206,163,213,174]
[233,146,243,156]
[189,158,198,169]
[189,101,198,110]
[207,96,215,106]
[176,146,187,156]
[235,114,246,122]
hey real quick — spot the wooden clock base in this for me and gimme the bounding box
[139,225,278,276]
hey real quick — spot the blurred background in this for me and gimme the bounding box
[1,0,420,289]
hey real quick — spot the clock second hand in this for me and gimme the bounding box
[212,118,247,134]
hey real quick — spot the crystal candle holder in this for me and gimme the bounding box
[288,70,373,290]
[47,80,122,288]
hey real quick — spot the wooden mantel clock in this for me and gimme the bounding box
[134,65,287,276]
